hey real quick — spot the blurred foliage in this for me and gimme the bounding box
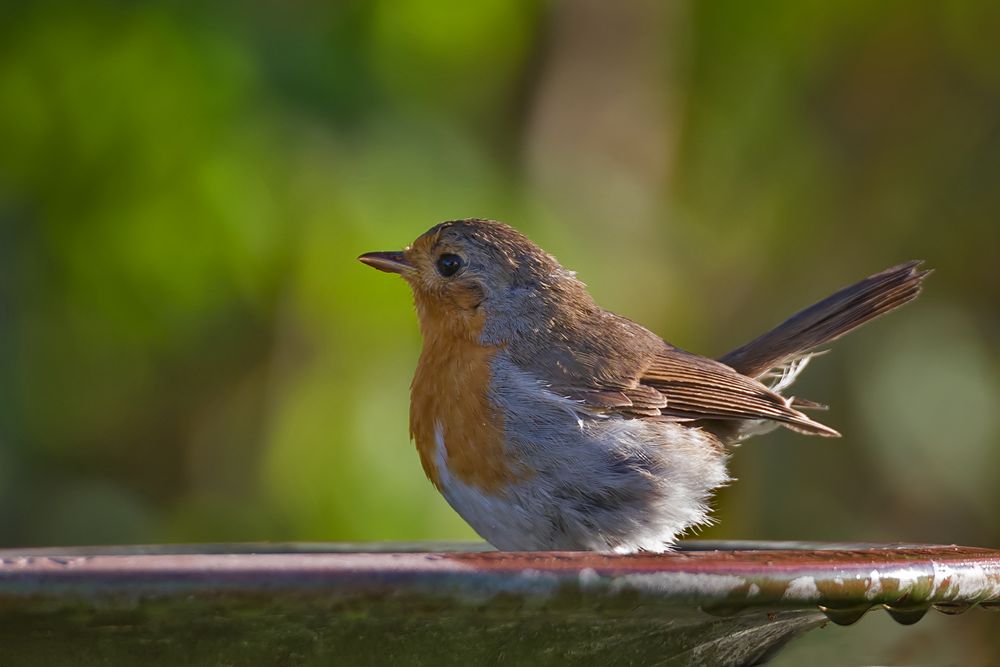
[3,0,999,659]
[1,1,999,656]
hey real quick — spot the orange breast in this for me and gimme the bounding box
[409,330,521,494]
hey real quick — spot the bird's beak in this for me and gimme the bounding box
[358,250,413,275]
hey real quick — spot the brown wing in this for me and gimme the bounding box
[561,386,671,419]
[640,347,839,436]
[558,346,839,437]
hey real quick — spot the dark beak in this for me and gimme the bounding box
[358,251,412,274]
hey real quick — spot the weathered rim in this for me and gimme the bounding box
[0,541,996,626]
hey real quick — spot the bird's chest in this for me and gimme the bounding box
[409,337,520,494]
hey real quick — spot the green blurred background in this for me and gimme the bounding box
[2,0,999,662]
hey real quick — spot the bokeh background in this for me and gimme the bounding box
[2,0,999,662]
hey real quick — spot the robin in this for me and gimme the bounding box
[359,219,928,552]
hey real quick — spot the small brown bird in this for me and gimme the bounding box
[359,219,929,552]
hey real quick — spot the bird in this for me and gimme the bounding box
[358,219,929,552]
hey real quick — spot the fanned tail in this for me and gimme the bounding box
[720,261,930,381]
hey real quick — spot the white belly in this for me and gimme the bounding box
[433,358,730,552]
[433,423,557,550]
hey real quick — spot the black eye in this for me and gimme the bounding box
[436,253,464,277]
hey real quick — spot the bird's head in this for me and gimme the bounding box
[359,219,588,344]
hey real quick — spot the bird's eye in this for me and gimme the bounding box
[436,253,464,277]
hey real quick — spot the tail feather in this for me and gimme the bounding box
[720,261,930,380]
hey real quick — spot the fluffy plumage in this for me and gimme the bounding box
[359,219,929,551]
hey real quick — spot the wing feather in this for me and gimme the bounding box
[561,346,839,437]
[640,348,839,436]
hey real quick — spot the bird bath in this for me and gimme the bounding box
[0,541,996,666]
